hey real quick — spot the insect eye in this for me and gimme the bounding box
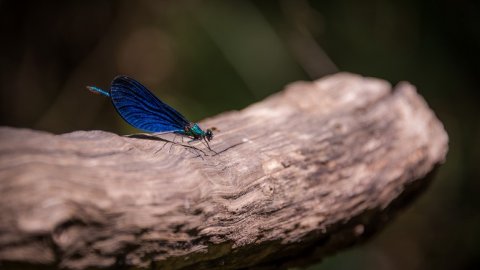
[206,129,213,140]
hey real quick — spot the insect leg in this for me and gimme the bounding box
[155,140,169,154]
[187,137,199,144]
[169,135,177,153]
[185,146,205,160]
[204,137,218,154]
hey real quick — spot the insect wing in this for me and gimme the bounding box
[110,76,189,133]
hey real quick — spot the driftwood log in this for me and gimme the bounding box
[0,73,448,270]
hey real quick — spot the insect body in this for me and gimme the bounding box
[87,76,214,150]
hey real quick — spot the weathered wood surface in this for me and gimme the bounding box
[0,73,448,270]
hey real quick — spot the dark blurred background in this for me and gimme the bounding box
[0,0,478,269]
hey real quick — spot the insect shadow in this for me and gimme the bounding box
[125,133,246,158]
[125,133,208,158]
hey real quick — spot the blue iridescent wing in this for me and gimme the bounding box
[110,76,189,133]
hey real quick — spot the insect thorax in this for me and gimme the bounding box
[184,123,205,139]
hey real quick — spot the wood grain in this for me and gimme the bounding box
[0,73,448,269]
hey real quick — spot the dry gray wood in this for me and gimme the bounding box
[0,73,448,270]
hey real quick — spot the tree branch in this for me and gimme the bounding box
[0,73,448,269]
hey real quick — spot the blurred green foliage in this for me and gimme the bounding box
[0,0,478,269]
